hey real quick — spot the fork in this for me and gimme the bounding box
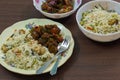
[50,36,70,75]
[36,36,70,74]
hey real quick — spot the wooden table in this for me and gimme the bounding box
[0,0,120,80]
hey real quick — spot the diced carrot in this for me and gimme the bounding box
[87,26,94,30]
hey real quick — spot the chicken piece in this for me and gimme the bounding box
[42,2,53,12]
[48,45,58,53]
[50,25,60,34]
[58,5,73,13]
[38,38,47,46]
[41,33,51,39]
[33,26,43,35]
[46,38,58,47]
[31,31,39,40]
[42,2,58,13]
[64,0,72,6]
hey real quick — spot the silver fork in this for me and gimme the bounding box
[36,36,70,74]
[50,36,70,75]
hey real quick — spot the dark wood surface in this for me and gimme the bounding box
[0,0,120,80]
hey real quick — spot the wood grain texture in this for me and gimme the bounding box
[0,0,120,80]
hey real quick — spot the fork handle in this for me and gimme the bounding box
[50,54,62,75]
[36,51,62,74]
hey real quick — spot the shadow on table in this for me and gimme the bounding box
[89,37,120,48]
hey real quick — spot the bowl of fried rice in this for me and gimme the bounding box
[76,0,120,42]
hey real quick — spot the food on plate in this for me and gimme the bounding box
[30,24,63,54]
[1,24,63,70]
[80,5,120,34]
[41,0,73,13]
[1,29,54,70]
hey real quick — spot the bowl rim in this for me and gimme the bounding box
[35,0,82,15]
[76,0,120,37]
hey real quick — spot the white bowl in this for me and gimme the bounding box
[33,0,82,19]
[76,0,120,42]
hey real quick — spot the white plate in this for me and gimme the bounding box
[0,18,74,75]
